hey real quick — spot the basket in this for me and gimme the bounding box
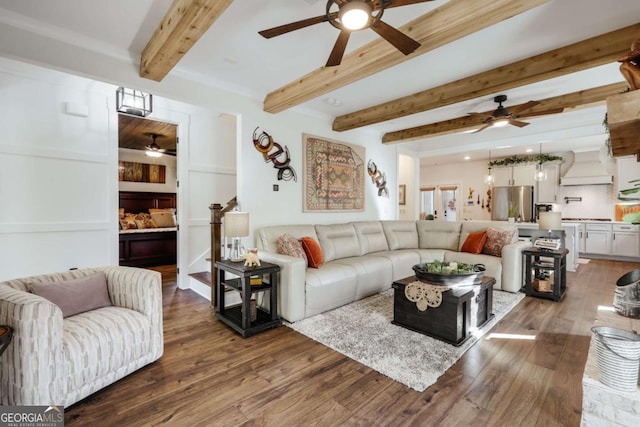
[412,263,485,286]
[591,326,640,392]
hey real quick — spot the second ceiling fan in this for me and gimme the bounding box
[468,95,542,133]
[258,0,435,67]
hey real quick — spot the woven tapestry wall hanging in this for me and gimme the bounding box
[118,161,166,183]
[303,134,365,212]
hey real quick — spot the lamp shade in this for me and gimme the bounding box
[539,211,562,230]
[224,212,249,237]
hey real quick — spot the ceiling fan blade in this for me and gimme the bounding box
[370,20,420,55]
[508,100,541,115]
[472,123,492,133]
[381,0,437,9]
[508,118,530,128]
[326,30,351,67]
[258,14,331,39]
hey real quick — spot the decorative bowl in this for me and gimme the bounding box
[412,261,485,286]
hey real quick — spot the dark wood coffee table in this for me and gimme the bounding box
[391,275,496,346]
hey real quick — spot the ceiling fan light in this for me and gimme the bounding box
[146,150,163,158]
[492,118,509,128]
[339,1,371,30]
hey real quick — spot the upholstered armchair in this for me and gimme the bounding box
[0,266,163,407]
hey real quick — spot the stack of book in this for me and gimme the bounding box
[250,275,262,286]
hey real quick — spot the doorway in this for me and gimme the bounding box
[117,114,179,277]
[420,185,458,221]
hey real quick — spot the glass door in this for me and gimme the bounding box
[420,185,457,221]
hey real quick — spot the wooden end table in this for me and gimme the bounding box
[522,247,568,302]
[215,259,281,338]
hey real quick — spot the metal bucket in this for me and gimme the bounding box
[591,326,640,392]
[613,269,640,318]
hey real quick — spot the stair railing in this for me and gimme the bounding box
[209,196,237,307]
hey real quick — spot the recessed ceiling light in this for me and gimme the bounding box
[324,97,343,106]
[526,148,533,153]
[464,156,470,160]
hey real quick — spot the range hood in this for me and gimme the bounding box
[560,151,613,186]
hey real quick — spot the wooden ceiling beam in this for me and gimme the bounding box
[381,82,629,144]
[140,0,234,82]
[263,0,551,114]
[334,23,640,132]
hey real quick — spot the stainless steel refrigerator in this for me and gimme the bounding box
[491,186,535,222]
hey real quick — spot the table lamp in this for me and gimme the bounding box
[538,211,563,249]
[224,211,249,262]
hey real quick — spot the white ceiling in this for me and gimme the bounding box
[0,0,638,165]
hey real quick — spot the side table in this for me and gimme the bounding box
[522,247,568,302]
[215,259,281,337]
[0,325,12,356]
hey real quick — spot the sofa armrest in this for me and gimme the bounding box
[258,251,307,323]
[0,286,65,405]
[501,240,532,292]
[101,266,163,357]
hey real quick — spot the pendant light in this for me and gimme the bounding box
[534,143,547,181]
[485,150,494,185]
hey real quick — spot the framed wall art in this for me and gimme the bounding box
[399,184,406,205]
[303,134,365,212]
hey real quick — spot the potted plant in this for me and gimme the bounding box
[508,203,518,222]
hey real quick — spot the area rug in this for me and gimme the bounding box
[286,289,525,392]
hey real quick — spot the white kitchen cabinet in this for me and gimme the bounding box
[537,164,560,203]
[584,223,612,255]
[612,224,640,258]
[492,164,535,187]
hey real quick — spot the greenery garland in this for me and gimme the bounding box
[488,154,563,167]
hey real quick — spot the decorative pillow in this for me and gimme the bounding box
[28,272,112,318]
[118,208,125,218]
[135,218,158,229]
[149,208,176,215]
[301,237,324,268]
[482,227,515,257]
[461,231,487,254]
[276,233,307,261]
[119,215,137,230]
[150,211,176,228]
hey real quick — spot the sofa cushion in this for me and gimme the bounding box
[416,221,461,250]
[482,227,516,257]
[64,306,153,402]
[305,263,358,317]
[256,225,318,253]
[459,221,517,251]
[301,237,323,268]
[333,255,393,299]
[444,251,503,289]
[373,250,421,281]
[352,221,389,254]
[315,223,361,262]
[381,221,419,250]
[29,273,112,318]
[276,233,307,261]
[460,231,487,254]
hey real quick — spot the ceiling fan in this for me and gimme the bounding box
[145,133,166,158]
[468,95,542,133]
[258,0,435,67]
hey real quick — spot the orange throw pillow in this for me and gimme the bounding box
[461,231,487,254]
[301,237,323,268]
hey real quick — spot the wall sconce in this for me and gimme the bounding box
[224,211,249,262]
[116,87,153,117]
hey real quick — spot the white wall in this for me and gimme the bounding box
[398,154,416,220]
[0,59,116,279]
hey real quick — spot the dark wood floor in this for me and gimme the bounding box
[64,259,639,426]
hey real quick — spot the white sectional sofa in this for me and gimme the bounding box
[256,220,530,322]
